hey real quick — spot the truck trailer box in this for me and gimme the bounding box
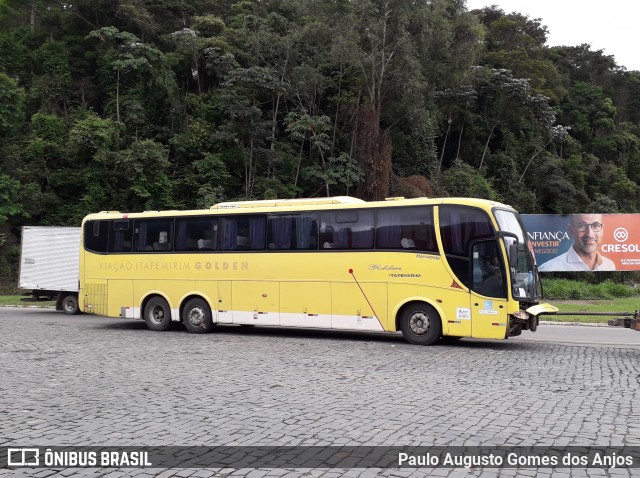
[19,226,81,293]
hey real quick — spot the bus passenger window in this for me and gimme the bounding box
[320,225,335,249]
[175,218,218,251]
[109,220,133,252]
[221,216,266,251]
[134,219,174,252]
[375,207,436,252]
[295,215,318,249]
[268,216,292,249]
[320,210,374,250]
[267,214,318,250]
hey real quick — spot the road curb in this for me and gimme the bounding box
[540,320,609,327]
[0,304,55,309]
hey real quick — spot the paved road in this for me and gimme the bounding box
[1,308,639,477]
[515,322,640,347]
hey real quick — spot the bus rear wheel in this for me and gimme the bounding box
[400,303,441,346]
[182,298,214,334]
[144,296,172,331]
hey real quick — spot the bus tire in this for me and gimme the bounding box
[61,294,80,315]
[399,303,442,346]
[144,296,172,332]
[182,298,214,334]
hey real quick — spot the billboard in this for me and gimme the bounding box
[521,214,640,272]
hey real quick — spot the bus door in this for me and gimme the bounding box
[469,240,508,339]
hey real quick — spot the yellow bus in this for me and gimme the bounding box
[79,196,556,345]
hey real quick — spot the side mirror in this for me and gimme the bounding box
[509,243,519,269]
[498,231,519,242]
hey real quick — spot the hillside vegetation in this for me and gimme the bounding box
[2,1,640,285]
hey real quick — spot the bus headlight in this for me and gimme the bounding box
[512,310,529,321]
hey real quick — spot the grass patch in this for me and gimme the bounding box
[543,279,639,300]
[545,297,640,323]
[0,295,55,307]
[540,279,639,323]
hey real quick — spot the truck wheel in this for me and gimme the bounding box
[399,303,442,346]
[182,298,214,334]
[143,296,172,331]
[61,294,80,315]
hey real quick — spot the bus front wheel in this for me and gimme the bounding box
[399,303,441,346]
[182,298,214,334]
[143,296,172,331]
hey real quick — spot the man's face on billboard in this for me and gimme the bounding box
[569,214,604,254]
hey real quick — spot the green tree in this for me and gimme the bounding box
[0,174,22,221]
[440,160,497,199]
[561,82,616,145]
[474,7,565,102]
[87,26,175,126]
[471,67,557,169]
[0,73,24,136]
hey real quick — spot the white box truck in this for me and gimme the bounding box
[19,226,81,314]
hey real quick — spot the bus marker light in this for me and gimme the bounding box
[450,281,462,289]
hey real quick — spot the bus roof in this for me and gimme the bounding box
[211,196,365,208]
[82,196,516,222]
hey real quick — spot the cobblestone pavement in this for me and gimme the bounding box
[1,308,638,477]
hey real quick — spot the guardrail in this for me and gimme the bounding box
[539,310,639,331]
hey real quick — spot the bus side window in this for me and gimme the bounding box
[320,210,373,250]
[109,220,133,252]
[332,226,349,249]
[472,241,505,298]
[320,224,335,249]
[134,219,174,252]
[294,215,318,250]
[376,207,436,252]
[268,215,293,249]
[175,218,218,251]
[376,225,401,248]
[439,206,495,288]
[84,220,109,253]
[221,216,265,251]
[350,211,374,249]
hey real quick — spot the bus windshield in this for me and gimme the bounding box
[493,209,539,302]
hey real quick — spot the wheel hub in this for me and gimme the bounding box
[150,305,165,324]
[188,307,205,327]
[409,312,430,335]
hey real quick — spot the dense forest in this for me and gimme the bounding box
[2,0,640,285]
